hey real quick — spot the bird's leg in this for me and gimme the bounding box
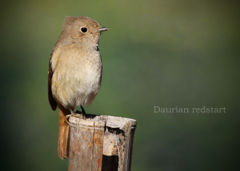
[67,106,84,119]
[68,106,75,115]
[80,105,86,115]
[65,106,77,123]
[80,105,87,119]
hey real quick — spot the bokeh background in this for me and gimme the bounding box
[1,0,239,171]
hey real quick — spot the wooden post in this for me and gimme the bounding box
[68,117,105,171]
[68,112,137,171]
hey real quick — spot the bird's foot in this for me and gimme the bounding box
[66,107,81,121]
[66,106,86,120]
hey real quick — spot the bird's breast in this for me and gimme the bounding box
[51,45,102,108]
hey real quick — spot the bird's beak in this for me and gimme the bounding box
[97,27,109,32]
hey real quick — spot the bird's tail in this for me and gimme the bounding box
[58,105,71,159]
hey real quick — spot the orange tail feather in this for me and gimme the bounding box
[58,105,71,159]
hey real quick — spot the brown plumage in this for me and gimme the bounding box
[48,16,108,159]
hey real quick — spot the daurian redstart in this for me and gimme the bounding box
[48,16,108,159]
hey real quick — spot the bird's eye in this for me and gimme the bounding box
[80,27,88,33]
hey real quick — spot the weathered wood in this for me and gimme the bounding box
[103,116,136,171]
[68,117,105,171]
[68,112,137,171]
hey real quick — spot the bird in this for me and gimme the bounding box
[48,16,109,159]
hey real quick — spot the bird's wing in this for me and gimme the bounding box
[48,49,57,111]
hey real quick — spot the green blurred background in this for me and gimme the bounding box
[1,0,239,170]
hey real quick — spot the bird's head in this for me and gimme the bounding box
[62,16,109,48]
